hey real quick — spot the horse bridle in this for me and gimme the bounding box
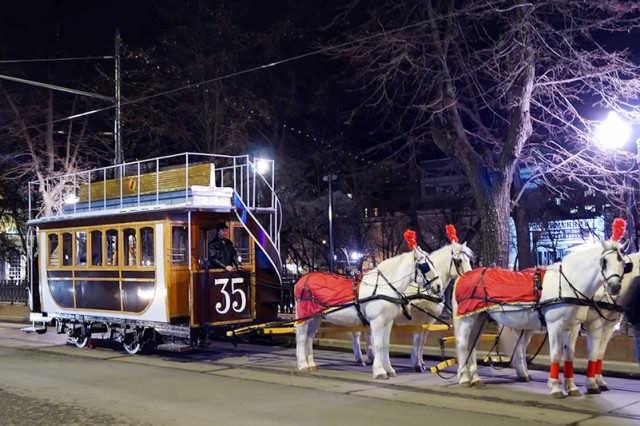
[449,248,471,278]
[415,253,441,293]
[599,247,627,288]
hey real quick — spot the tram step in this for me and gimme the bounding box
[21,325,47,334]
[156,343,192,353]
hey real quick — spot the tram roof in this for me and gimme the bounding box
[27,152,278,226]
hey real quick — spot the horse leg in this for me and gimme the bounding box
[584,319,604,394]
[467,317,484,387]
[411,330,426,372]
[350,331,366,366]
[511,329,533,382]
[562,320,583,397]
[546,322,566,398]
[381,319,397,377]
[418,329,430,372]
[295,318,320,372]
[455,315,483,387]
[365,330,374,362]
[369,316,390,379]
[595,322,617,391]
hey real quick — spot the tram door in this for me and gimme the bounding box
[190,218,253,326]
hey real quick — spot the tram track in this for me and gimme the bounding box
[2,322,639,424]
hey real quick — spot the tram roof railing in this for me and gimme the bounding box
[27,152,282,251]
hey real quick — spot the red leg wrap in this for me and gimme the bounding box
[564,361,574,378]
[596,359,603,375]
[550,362,560,379]
[587,360,596,378]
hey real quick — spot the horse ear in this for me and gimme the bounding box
[462,242,467,248]
[622,240,631,253]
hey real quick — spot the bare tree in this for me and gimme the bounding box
[325,0,640,266]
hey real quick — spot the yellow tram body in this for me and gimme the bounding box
[24,153,282,353]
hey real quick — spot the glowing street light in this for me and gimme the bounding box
[596,111,636,251]
[595,111,632,149]
[256,158,270,175]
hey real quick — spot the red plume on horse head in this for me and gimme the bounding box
[404,229,418,250]
[611,218,627,242]
[445,224,459,243]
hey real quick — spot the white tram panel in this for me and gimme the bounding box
[37,224,169,323]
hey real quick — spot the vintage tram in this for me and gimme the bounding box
[23,152,282,353]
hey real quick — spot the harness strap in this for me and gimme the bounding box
[377,269,412,320]
[352,276,369,326]
[533,268,546,327]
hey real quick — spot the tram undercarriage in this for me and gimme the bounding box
[27,313,248,355]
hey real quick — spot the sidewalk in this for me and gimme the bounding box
[0,302,29,323]
[3,302,637,378]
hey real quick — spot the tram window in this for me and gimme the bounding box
[232,226,250,264]
[62,233,73,266]
[91,230,103,266]
[171,226,188,265]
[106,229,119,266]
[141,227,154,266]
[76,231,87,266]
[124,228,137,266]
[48,234,59,267]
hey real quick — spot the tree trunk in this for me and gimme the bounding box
[471,169,512,268]
[513,205,534,269]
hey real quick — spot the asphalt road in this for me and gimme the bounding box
[0,322,639,426]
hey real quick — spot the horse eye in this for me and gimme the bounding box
[624,262,633,274]
[418,263,431,274]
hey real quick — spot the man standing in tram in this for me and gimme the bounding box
[208,222,242,271]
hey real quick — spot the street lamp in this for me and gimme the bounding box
[596,111,636,250]
[323,174,337,273]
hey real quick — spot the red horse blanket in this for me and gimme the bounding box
[455,267,546,318]
[294,272,361,319]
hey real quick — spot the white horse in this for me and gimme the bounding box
[453,238,628,398]
[563,251,638,394]
[351,242,474,371]
[295,242,443,379]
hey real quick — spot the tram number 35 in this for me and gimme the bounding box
[214,277,248,314]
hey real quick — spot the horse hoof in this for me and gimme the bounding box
[387,371,397,378]
[517,375,531,383]
[471,380,485,388]
[374,373,389,380]
[586,387,601,395]
[413,366,423,373]
[309,366,318,372]
[459,381,471,388]
[598,384,610,392]
[568,389,582,397]
[551,391,566,399]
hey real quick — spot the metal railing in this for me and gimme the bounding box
[27,152,282,254]
[0,280,28,304]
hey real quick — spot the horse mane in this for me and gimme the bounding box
[370,251,412,275]
[432,242,475,259]
[568,239,623,255]
[565,242,600,254]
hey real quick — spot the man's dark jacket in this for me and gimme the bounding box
[208,237,239,269]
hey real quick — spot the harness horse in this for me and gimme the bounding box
[452,219,629,398]
[294,230,443,379]
[564,251,638,394]
[350,235,474,371]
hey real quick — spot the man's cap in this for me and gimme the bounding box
[215,222,229,231]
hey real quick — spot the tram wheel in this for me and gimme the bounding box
[72,335,90,349]
[123,341,142,355]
